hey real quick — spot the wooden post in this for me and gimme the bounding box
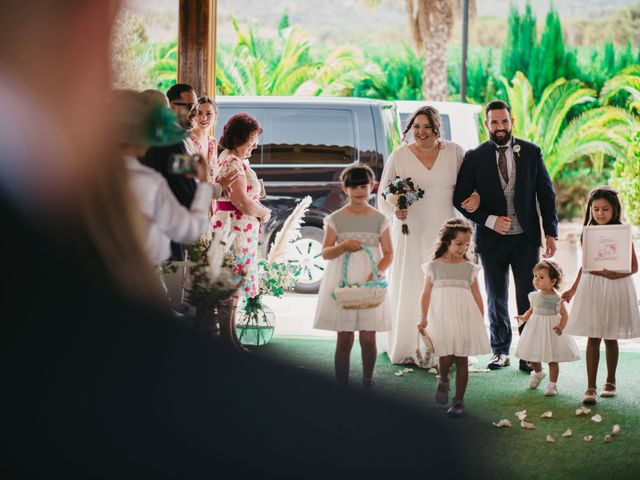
[178,0,217,97]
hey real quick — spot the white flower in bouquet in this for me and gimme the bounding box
[385,193,399,208]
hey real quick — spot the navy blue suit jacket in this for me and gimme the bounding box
[453,139,558,253]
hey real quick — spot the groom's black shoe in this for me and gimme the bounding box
[487,354,510,369]
[519,360,533,373]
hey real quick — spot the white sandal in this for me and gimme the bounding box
[583,388,597,405]
[600,382,616,398]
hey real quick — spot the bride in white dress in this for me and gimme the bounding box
[378,106,479,366]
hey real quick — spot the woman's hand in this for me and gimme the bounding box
[217,169,239,192]
[341,239,362,252]
[258,208,271,224]
[552,324,564,336]
[395,209,408,221]
[590,268,618,280]
[461,192,480,213]
[560,288,575,303]
[417,319,427,335]
[514,315,528,327]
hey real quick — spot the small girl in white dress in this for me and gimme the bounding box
[313,164,393,389]
[515,260,580,396]
[562,186,640,404]
[417,219,490,417]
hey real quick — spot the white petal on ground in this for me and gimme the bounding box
[402,368,414,373]
[575,407,592,416]
[515,410,528,421]
[520,420,535,430]
[591,414,603,423]
[584,435,593,442]
[428,368,438,375]
[492,419,513,428]
[469,367,491,373]
[546,435,555,443]
[612,425,621,436]
[540,411,553,418]
[394,371,404,377]
[562,429,572,437]
[604,434,613,443]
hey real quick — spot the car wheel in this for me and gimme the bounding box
[285,225,326,294]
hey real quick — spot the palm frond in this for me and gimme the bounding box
[267,196,312,264]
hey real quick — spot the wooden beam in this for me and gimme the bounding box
[178,0,217,96]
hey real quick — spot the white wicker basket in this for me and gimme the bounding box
[333,246,387,310]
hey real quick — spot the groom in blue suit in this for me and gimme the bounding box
[453,100,558,371]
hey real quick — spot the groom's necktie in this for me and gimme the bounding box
[497,146,509,184]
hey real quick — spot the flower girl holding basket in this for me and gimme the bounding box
[314,164,393,390]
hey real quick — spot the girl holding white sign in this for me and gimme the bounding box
[562,186,640,405]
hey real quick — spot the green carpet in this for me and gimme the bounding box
[256,336,640,480]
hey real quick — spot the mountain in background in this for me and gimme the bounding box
[126,0,637,45]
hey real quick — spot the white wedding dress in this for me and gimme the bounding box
[378,141,464,366]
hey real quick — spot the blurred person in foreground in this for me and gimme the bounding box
[0,1,480,478]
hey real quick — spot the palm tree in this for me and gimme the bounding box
[216,18,320,96]
[406,1,477,101]
[500,71,638,179]
[366,1,476,100]
[600,65,640,225]
[216,17,385,98]
[145,41,178,91]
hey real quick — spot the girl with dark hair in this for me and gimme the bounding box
[379,105,480,367]
[314,164,393,389]
[515,260,580,397]
[417,218,490,417]
[562,186,640,404]
[211,113,271,351]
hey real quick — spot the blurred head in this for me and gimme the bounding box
[109,90,187,157]
[485,100,513,146]
[432,219,474,261]
[0,2,165,301]
[533,260,563,291]
[142,89,170,108]
[0,0,121,203]
[219,113,263,160]
[167,83,198,130]
[402,106,442,147]
[584,186,622,226]
[195,96,218,134]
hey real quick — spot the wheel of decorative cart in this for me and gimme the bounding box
[235,296,276,346]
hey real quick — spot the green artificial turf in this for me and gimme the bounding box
[257,336,640,480]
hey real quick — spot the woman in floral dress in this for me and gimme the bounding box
[212,113,271,350]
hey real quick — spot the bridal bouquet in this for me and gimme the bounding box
[381,176,425,235]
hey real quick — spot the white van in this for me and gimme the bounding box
[395,101,483,151]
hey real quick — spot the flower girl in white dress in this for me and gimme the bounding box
[515,260,580,397]
[314,164,393,389]
[417,219,490,417]
[562,186,640,404]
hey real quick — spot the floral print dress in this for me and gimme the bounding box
[211,150,261,298]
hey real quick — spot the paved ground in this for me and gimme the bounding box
[271,226,640,352]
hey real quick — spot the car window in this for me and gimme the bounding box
[400,112,451,142]
[261,108,357,165]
